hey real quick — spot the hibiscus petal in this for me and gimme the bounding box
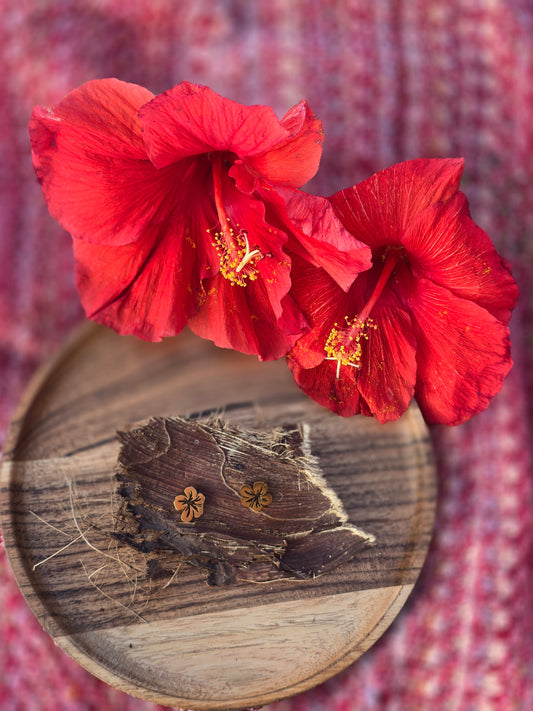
[72,167,216,340]
[288,357,363,417]
[141,82,301,168]
[188,273,307,360]
[288,256,351,368]
[73,236,189,341]
[406,278,513,425]
[244,101,324,188]
[403,193,519,324]
[275,188,372,291]
[355,301,418,423]
[28,78,190,247]
[330,158,465,249]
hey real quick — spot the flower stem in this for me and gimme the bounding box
[358,249,402,323]
[211,153,233,243]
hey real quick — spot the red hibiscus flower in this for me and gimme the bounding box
[29,79,368,359]
[288,159,519,425]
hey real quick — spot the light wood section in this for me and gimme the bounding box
[59,585,413,709]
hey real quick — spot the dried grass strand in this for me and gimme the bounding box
[67,479,144,574]
[32,527,95,571]
[29,510,70,537]
[80,560,147,623]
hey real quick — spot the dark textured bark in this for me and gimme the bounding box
[115,416,373,585]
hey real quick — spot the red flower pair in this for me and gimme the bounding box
[30,80,518,425]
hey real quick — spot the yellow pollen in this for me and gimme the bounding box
[324,316,377,379]
[210,224,262,287]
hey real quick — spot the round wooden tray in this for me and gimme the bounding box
[0,324,436,710]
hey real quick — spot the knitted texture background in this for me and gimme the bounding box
[1,1,532,710]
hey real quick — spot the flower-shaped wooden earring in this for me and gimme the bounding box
[174,486,205,523]
[240,481,272,512]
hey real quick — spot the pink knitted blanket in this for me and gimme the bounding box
[1,2,532,709]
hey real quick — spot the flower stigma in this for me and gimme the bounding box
[210,153,263,286]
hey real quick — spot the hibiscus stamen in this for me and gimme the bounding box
[210,153,262,286]
[325,317,376,378]
[324,249,401,378]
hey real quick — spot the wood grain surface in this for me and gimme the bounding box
[0,323,436,710]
